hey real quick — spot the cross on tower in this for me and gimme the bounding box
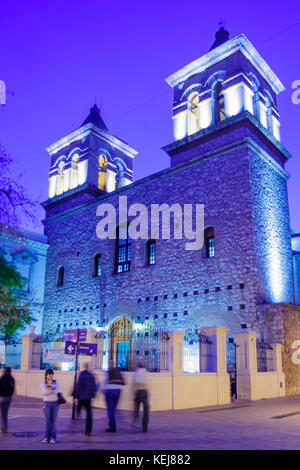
[218,19,226,28]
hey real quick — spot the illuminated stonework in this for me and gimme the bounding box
[42,29,297,369]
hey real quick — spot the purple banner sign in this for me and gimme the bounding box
[77,343,97,356]
[64,341,77,355]
[63,329,87,342]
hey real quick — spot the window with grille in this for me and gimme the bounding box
[94,253,102,277]
[147,239,156,265]
[204,227,215,258]
[116,225,131,273]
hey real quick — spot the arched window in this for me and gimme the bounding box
[56,161,65,195]
[93,253,102,277]
[57,266,64,287]
[116,224,131,273]
[98,155,108,190]
[204,227,215,258]
[215,82,225,123]
[70,154,79,189]
[115,162,125,190]
[147,239,156,265]
[188,93,200,135]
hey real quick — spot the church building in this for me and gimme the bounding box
[41,27,300,387]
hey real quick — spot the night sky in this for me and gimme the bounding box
[1,0,300,234]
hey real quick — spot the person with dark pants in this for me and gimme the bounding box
[73,363,97,436]
[0,367,15,434]
[103,364,125,433]
[132,363,150,432]
[41,369,60,444]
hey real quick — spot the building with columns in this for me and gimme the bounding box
[41,27,300,390]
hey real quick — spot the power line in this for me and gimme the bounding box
[257,20,300,46]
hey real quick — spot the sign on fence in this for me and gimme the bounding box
[43,348,74,363]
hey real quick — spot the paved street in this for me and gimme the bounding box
[1,395,300,451]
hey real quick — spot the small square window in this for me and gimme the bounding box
[164,295,168,300]
[183,311,188,315]
[227,285,232,290]
[228,306,233,311]
[137,299,142,303]
[154,315,158,319]
[240,283,245,289]
[173,313,177,317]
[154,296,158,301]
[193,290,199,295]
[215,287,221,292]
[240,304,246,310]
[183,292,188,297]
[204,289,209,294]
[164,313,168,318]
[146,297,150,301]
[173,293,178,299]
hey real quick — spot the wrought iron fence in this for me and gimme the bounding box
[183,329,213,373]
[102,326,169,372]
[226,337,237,398]
[0,335,23,369]
[256,341,274,372]
[34,333,77,371]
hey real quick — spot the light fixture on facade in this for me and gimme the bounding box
[134,318,143,331]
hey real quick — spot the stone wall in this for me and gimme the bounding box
[42,119,294,344]
[266,303,300,394]
[43,139,262,337]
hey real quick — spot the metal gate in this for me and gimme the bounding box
[227,337,237,399]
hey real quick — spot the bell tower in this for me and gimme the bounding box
[45,104,138,202]
[163,28,295,305]
[166,26,282,146]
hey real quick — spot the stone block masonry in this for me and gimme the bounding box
[266,303,300,395]
[42,130,292,340]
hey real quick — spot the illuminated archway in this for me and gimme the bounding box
[110,317,132,370]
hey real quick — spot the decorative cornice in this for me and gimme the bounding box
[46,123,138,159]
[166,34,284,95]
[162,111,291,162]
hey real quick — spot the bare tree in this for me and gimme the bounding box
[0,143,37,229]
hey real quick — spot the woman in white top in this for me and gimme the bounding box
[41,369,60,443]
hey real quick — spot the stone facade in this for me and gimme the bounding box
[266,303,300,395]
[41,29,299,380]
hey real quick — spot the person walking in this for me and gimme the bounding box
[41,369,60,444]
[132,363,150,432]
[72,363,97,436]
[0,366,15,434]
[102,364,125,433]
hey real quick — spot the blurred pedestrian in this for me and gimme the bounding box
[103,363,125,433]
[41,369,60,444]
[0,366,15,434]
[72,363,97,436]
[132,363,150,432]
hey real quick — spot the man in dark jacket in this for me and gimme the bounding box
[0,367,15,434]
[73,363,97,436]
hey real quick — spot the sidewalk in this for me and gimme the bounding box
[1,394,300,450]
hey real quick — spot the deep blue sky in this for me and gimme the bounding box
[1,0,300,233]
